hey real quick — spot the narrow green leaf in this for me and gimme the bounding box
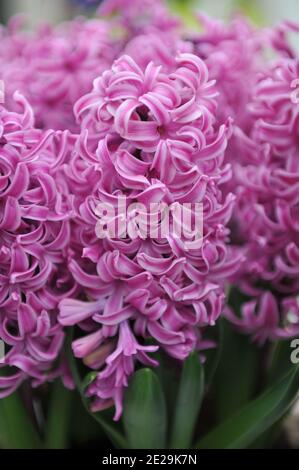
[214,320,260,420]
[204,319,223,386]
[123,368,167,449]
[45,380,72,449]
[170,352,204,449]
[155,351,180,419]
[71,392,106,445]
[268,341,293,385]
[195,363,299,449]
[0,392,42,449]
[66,329,128,449]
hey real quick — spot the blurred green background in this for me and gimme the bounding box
[0,0,298,27]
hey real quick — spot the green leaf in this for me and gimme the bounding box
[66,329,127,449]
[45,380,72,449]
[213,319,260,420]
[123,368,167,449]
[170,352,204,449]
[0,392,42,449]
[195,363,299,449]
[268,341,293,385]
[155,351,180,419]
[204,319,223,386]
[71,392,106,445]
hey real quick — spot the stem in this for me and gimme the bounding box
[0,392,42,449]
[45,380,72,449]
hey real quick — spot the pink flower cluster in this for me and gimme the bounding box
[0,94,74,396]
[226,37,299,343]
[59,52,237,418]
[1,0,299,418]
[186,14,299,344]
[0,15,120,131]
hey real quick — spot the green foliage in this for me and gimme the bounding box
[0,392,42,449]
[196,362,299,449]
[170,352,204,449]
[123,369,167,449]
